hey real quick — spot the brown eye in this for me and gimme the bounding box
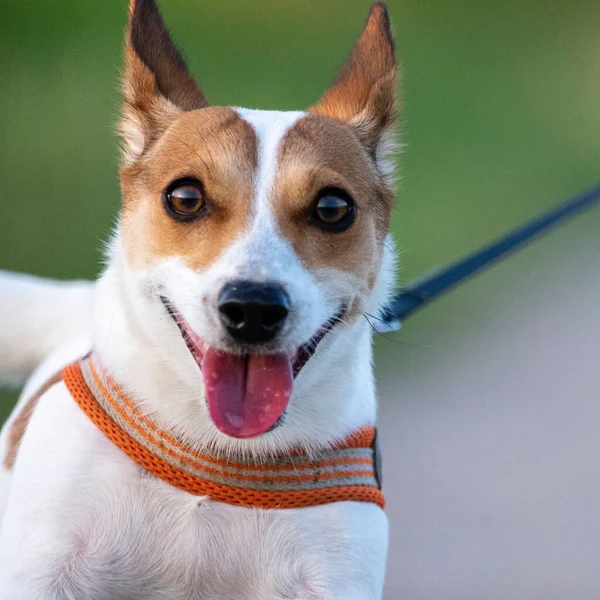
[310,188,356,233]
[163,179,206,220]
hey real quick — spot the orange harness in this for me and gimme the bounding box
[62,354,385,510]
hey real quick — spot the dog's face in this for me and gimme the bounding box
[117,0,397,439]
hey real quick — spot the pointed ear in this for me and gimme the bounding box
[119,0,208,165]
[310,3,398,179]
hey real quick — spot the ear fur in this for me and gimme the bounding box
[119,0,208,165]
[310,3,398,182]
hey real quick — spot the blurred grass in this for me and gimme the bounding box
[1,0,600,418]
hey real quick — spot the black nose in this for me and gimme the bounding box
[218,281,290,345]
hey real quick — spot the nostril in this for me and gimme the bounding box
[219,303,246,329]
[262,305,288,330]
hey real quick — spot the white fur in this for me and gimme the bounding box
[0,110,395,599]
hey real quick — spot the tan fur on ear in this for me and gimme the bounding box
[119,0,208,165]
[309,3,398,181]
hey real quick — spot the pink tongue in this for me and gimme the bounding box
[202,348,293,439]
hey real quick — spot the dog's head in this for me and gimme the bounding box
[116,0,398,440]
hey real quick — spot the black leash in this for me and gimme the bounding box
[377,181,600,331]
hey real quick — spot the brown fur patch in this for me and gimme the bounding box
[120,107,258,270]
[273,114,394,306]
[4,371,63,470]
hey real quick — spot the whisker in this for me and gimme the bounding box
[362,313,414,346]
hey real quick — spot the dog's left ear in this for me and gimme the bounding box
[310,3,398,180]
[119,0,208,165]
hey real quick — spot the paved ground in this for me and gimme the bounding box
[378,230,600,599]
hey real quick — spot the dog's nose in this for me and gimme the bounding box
[218,281,290,345]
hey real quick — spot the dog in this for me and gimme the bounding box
[0,1,398,597]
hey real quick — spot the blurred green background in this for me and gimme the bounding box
[2,0,599,413]
[2,1,600,596]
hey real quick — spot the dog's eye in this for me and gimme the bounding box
[310,188,356,233]
[163,179,206,220]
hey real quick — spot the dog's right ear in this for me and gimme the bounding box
[119,0,208,165]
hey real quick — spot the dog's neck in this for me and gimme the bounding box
[92,240,379,457]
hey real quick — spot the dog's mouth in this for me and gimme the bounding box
[161,297,344,439]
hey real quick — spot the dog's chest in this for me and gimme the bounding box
[61,474,381,600]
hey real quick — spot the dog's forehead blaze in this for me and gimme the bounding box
[273,114,393,283]
[120,107,258,269]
